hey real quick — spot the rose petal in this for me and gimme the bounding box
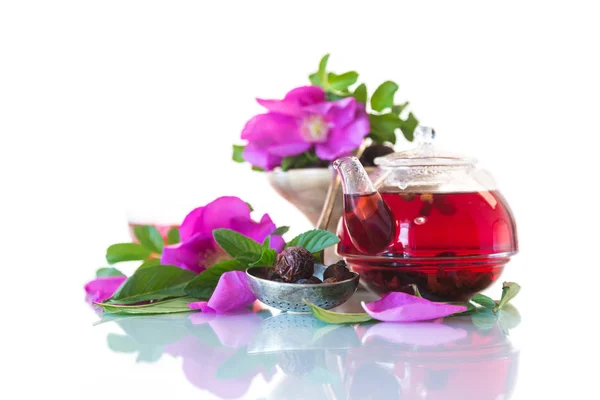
[189,271,256,314]
[230,213,277,245]
[362,322,467,346]
[243,142,282,171]
[257,86,325,116]
[267,142,311,157]
[361,292,467,322]
[269,235,285,252]
[84,276,127,303]
[241,113,298,141]
[161,232,215,273]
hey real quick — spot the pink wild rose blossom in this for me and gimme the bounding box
[241,86,370,170]
[161,196,284,274]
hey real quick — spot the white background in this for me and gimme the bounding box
[1,1,599,399]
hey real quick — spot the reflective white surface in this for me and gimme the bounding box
[86,292,521,400]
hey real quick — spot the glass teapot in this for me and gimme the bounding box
[333,126,518,301]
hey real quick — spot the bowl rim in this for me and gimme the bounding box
[246,265,359,287]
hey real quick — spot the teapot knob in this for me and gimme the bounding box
[414,126,436,146]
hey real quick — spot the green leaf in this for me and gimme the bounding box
[318,53,330,87]
[493,282,521,314]
[249,237,276,267]
[133,225,165,254]
[368,113,402,144]
[232,144,245,163]
[213,229,263,260]
[449,301,477,316]
[106,243,152,264]
[96,267,125,277]
[353,83,367,104]
[94,297,196,315]
[307,301,373,324]
[108,265,196,305]
[400,112,418,141]
[471,293,496,308]
[371,81,398,112]
[309,72,321,86]
[286,229,340,253]
[166,227,180,245]
[251,166,265,172]
[328,71,358,91]
[391,102,408,115]
[273,226,290,236]
[184,260,246,298]
[281,152,319,171]
[137,258,161,270]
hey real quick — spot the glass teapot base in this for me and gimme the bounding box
[346,255,512,302]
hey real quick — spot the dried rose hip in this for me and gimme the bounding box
[275,246,314,282]
[323,277,338,284]
[308,276,322,284]
[323,260,353,281]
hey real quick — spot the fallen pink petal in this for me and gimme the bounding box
[361,292,467,322]
[188,271,256,314]
[84,275,127,304]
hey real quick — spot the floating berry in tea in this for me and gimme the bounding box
[275,246,314,282]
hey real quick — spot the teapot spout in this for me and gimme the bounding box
[333,157,396,254]
[333,156,378,196]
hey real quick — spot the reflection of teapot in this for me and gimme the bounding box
[333,127,518,301]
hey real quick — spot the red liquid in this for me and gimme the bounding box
[338,191,518,301]
[128,222,180,244]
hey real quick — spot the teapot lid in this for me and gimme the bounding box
[374,126,476,167]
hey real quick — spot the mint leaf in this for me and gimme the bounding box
[307,301,373,324]
[400,112,418,141]
[371,81,398,112]
[94,297,196,315]
[106,243,152,264]
[328,71,358,91]
[184,260,246,298]
[286,229,340,253]
[213,229,263,260]
[166,227,180,245]
[96,267,125,277]
[133,225,164,254]
[353,83,367,104]
[273,226,290,236]
[108,265,196,305]
[232,144,245,163]
[137,258,161,270]
[249,237,276,267]
[493,282,521,314]
[471,293,496,309]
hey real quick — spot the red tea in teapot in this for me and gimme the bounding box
[339,190,518,301]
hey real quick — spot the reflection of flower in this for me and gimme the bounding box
[84,276,127,303]
[241,86,369,170]
[161,196,284,273]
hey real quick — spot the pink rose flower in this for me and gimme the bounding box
[241,86,370,170]
[161,196,284,274]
